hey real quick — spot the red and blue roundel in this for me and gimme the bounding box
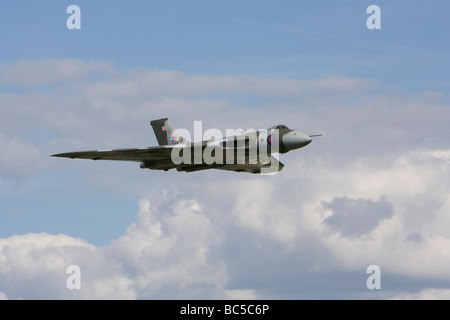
[267,134,273,146]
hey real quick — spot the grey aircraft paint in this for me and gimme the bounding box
[52,118,319,174]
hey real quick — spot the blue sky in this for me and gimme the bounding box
[2,1,449,88]
[1,1,450,299]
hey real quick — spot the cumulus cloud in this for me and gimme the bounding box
[0,232,118,299]
[194,148,450,295]
[0,192,227,299]
[305,149,450,280]
[1,147,450,299]
[106,195,227,299]
[227,178,300,244]
[1,59,450,298]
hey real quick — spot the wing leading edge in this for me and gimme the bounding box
[51,145,173,162]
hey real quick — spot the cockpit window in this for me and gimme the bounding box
[268,124,290,130]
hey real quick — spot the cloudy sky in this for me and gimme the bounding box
[0,1,449,300]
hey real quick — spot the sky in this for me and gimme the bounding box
[0,0,449,300]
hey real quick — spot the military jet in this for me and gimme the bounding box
[52,118,320,174]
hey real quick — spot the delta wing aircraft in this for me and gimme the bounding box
[52,118,320,174]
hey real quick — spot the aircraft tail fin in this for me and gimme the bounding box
[150,118,185,146]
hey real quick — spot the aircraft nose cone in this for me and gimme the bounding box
[282,131,312,151]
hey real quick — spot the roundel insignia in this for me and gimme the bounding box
[267,134,273,146]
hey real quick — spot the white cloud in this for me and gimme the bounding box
[0,59,383,180]
[1,59,450,298]
[227,178,300,245]
[0,133,42,179]
[107,194,227,298]
[223,289,258,300]
[299,149,450,279]
[0,59,113,87]
[80,70,377,100]
[0,232,131,299]
[0,192,227,299]
[392,288,450,300]
[1,147,450,299]
[198,147,450,281]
